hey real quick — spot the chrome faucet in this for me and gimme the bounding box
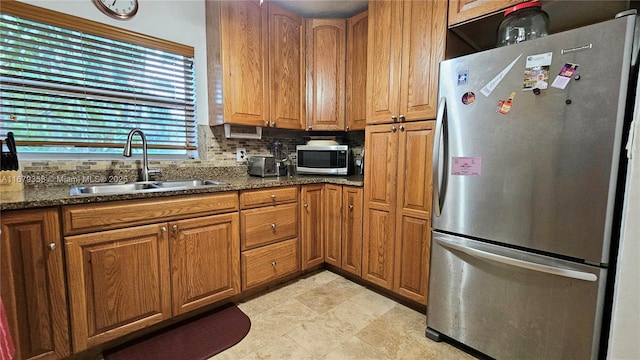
[123,128,158,182]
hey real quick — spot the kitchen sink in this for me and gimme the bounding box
[70,179,228,196]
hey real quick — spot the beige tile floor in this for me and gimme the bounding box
[211,270,479,360]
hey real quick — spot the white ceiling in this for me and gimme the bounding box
[268,0,368,18]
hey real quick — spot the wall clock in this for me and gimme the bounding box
[93,0,138,20]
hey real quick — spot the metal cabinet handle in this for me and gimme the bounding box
[172,225,178,231]
[399,125,405,131]
[48,243,56,250]
[271,194,276,200]
[349,204,354,211]
[346,125,350,131]
[304,203,308,208]
[271,223,276,229]
[308,125,313,130]
[271,261,277,267]
[399,114,406,122]
[391,115,398,122]
[161,226,167,233]
[391,125,397,132]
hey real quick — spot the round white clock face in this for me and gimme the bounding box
[93,0,138,20]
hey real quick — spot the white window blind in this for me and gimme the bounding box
[0,7,196,156]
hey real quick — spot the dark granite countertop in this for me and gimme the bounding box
[0,174,364,211]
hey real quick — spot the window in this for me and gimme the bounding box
[0,2,196,157]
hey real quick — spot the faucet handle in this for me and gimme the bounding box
[147,168,162,180]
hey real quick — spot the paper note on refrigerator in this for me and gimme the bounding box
[451,157,482,176]
[480,54,522,97]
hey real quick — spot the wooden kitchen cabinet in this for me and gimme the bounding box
[448,0,524,27]
[65,224,172,352]
[63,192,240,351]
[170,213,240,316]
[324,184,343,266]
[300,184,324,269]
[363,121,434,304]
[366,0,446,125]
[206,1,304,129]
[341,186,364,276]
[269,4,306,129]
[240,186,300,290]
[325,185,364,275]
[1,208,70,360]
[305,18,346,131]
[346,10,368,131]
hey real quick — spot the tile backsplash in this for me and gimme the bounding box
[17,125,364,186]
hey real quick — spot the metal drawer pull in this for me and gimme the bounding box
[172,225,178,231]
[48,243,56,250]
[271,194,276,200]
[271,223,276,229]
[271,261,277,267]
[161,226,167,233]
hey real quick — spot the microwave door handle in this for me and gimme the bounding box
[436,237,598,282]
[433,97,447,217]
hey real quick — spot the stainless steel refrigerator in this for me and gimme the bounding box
[426,14,637,360]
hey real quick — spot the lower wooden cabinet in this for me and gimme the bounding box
[363,120,435,304]
[65,223,172,352]
[300,184,325,269]
[1,208,70,360]
[341,186,364,276]
[241,238,299,290]
[239,186,300,291]
[324,185,364,277]
[170,213,240,316]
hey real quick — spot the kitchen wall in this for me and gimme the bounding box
[15,0,364,177]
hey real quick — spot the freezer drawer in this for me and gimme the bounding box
[427,231,607,360]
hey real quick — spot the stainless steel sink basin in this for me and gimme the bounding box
[70,179,228,196]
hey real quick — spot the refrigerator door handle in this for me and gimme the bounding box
[433,97,446,217]
[436,237,598,282]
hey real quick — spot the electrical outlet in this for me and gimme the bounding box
[237,148,247,162]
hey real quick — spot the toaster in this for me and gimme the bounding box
[247,156,277,177]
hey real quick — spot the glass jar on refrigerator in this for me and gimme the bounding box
[497,0,549,47]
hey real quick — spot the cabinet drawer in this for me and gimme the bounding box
[240,186,298,209]
[241,202,298,250]
[241,238,299,290]
[63,192,238,235]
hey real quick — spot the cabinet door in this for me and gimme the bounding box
[342,186,363,276]
[393,121,435,304]
[398,0,446,122]
[300,184,324,269]
[65,224,171,351]
[366,0,403,125]
[448,0,523,27]
[346,10,368,131]
[215,0,269,126]
[1,208,70,360]
[170,213,240,316]
[305,19,346,131]
[269,4,305,129]
[324,184,343,267]
[362,124,398,288]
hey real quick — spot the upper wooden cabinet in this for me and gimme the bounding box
[1,208,70,360]
[448,0,524,27]
[305,19,346,131]
[346,11,368,131]
[206,1,304,129]
[366,0,446,125]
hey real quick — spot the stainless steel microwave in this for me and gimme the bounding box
[296,144,348,175]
